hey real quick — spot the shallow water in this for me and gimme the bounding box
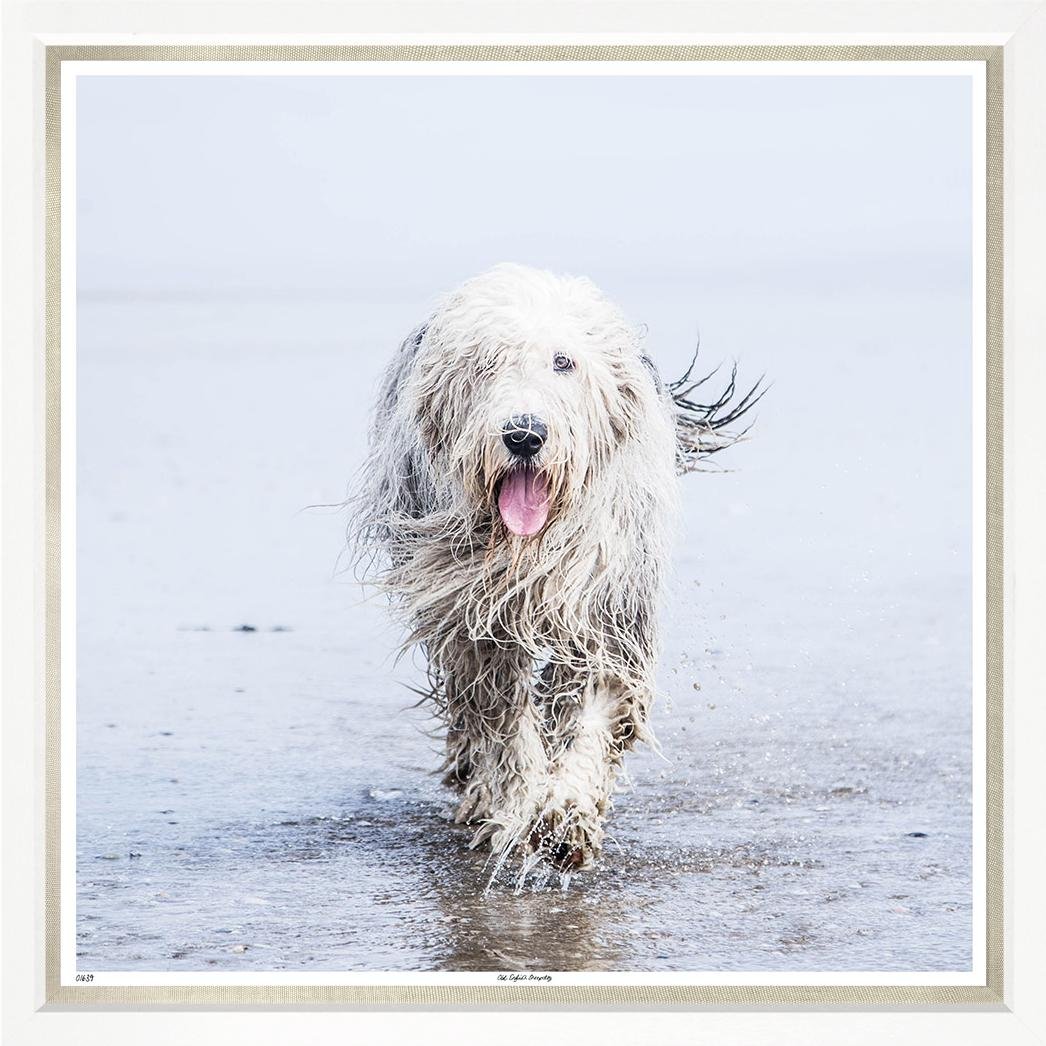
[76,295,972,972]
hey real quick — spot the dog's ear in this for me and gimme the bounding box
[605,359,650,444]
[376,321,430,417]
[358,319,441,531]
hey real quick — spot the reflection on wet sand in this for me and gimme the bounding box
[429,834,626,973]
[262,794,628,972]
[250,785,834,973]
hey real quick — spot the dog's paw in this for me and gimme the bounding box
[476,799,543,855]
[527,804,603,872]
[442,758,473,792]
[452,776,495,828]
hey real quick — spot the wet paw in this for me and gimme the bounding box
[443,759,474,792]
[528,808,600,871]
[473,799,545,857]
[452,780,493,828]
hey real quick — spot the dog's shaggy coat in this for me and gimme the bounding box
[351,264,758,880]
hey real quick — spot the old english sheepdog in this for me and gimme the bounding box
[351,263,760,882]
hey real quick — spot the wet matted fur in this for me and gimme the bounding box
[350,264,760,885]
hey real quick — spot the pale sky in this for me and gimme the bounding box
[77,74,971,303]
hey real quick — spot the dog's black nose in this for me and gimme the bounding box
[502,415,547,459]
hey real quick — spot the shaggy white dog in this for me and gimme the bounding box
[351,264,758,882]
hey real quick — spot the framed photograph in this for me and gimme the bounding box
[50,44,1001,1001]
[4,6,1045,1041]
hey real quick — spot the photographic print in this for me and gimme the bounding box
[54,50,998,999]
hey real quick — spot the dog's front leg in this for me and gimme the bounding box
[442,640,550,859]
[535,672,646,870]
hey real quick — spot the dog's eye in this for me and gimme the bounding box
[553,353,575,373]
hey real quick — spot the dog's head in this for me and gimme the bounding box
[407,264,669,537]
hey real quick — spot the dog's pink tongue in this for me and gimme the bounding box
[498,471,550,537]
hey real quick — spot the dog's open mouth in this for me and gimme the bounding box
[497,468,550,537]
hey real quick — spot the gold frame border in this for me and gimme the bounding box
[43,44,1005,1008]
